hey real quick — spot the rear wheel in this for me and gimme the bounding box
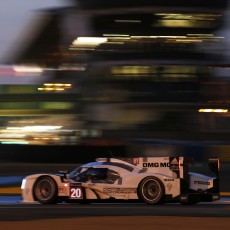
[138,177,165,204]
[33,176,58,204]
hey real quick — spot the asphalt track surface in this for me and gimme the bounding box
[0,196,230,230]
[0,197,230,220]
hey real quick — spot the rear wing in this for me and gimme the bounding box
[208,158,220,177]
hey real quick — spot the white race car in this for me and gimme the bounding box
[21,156,220,205]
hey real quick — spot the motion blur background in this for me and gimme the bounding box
[1,0,230,163]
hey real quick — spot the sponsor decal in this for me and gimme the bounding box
[118,177,123,185]
[213,195,219,199]
[103,188,136,194]
[143,162,170,168]
[171,158,178,164]
[133,158,139,165]
[194,181,210,185]
[169,157,181,178]
[170,165,179,171]
[169,157,180,171]
[164,178,174,182]
[69,186,83,199]
[167,183,172,191]
[181,195,188,200]
[59,187,65,193]
[88,183,96,187]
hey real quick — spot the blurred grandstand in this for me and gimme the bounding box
[1,0,230,161]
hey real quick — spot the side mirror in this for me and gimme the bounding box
[59,170,69,179]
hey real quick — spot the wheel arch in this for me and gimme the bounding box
[32,175,58,204]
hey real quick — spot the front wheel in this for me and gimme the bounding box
[33,176,58,204]
[138,177,165,205]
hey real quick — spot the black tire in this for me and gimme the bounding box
[138,176,165,205]
[180,195,199,205]
[33,176,58,204]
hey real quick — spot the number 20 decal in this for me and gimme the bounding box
[70,187,83,199]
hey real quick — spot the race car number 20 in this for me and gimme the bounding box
[70,186,83,199]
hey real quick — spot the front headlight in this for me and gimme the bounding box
[21,179,26,189]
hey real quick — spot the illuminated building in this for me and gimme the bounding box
[5,0,230,147]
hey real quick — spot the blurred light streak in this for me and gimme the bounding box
[103,34,130,37]
[38,83,72,91]
[72,37,107,46]
[198,109,228,113]
[0,133,25,138]
[1,141,29,144]
[44,83,71,87]
[34,137,60,140]
[38,87,65,91]
[12,65,43,73]
[7,126,62,132]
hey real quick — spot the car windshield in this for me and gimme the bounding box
[68,162,103,180]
